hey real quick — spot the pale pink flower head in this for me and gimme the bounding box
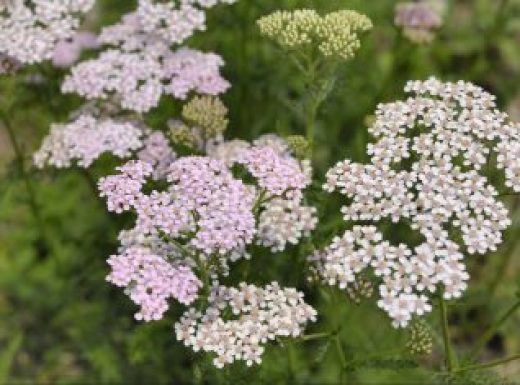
[107,246,201,321]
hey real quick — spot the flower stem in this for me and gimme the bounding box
[456,353,520,373]
[305,103,317,151]
[0,109,44,231]
[300,332,330,342]
[467,299,520,361]
[334,334,347,368]
[439,295,457,372]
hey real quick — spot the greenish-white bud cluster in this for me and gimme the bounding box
[406,319,433,355]
[182,96,229,138]
[286,135,310,159]
[258,9,372,60]
[169,96,229,150]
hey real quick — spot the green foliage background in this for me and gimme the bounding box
[1,0,520,384]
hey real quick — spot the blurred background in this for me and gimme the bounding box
[1,0,519,384]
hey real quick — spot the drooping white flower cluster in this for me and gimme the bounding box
[61,6,231,113]
[0,0,95,64]
[311,78,520,327]
[175,282,317,368]
[33,115,144,168]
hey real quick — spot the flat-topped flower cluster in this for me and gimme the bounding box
[99,134,317,273]
[258,9,372,61]
[310,78,520,327]
[175,282,317,368]
[0,0,95,64]
[62,13,230,113]
[97,136,318,365]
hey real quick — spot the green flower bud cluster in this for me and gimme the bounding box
[286,135,310,159]
[182,96,229,139]
[406,319,433,356]
[346,276,373,304]
[258,9,372,61]
[169,120,199,149]
[169,96,229,150]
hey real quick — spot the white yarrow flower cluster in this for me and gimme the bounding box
[0,0,95,64]
[257,197,317,252]
[175,282,317,368]
[311,78,520,327]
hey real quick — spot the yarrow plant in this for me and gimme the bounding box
[258,9,372,152]
[310,78,520,327]
[32,1,320,363]
[96,137,318,364]
[35,0,234,169]
[18,0,520,380]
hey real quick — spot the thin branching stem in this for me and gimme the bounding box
[334,334,347,369]
[456,353,520,373]
[0,108,44,232]
[299,332,330,342]
[439,295,457,373]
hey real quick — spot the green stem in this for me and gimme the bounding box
[305,103,317,150]
[456,353,520,374]
[300,332,330,342]
[439,296,457,372]
[0,109,44,230]
[286,341,296,382]
[334,335,347,369]
[467,299,520,361]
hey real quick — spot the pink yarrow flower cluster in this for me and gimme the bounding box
[52,31,99,68]
[62,6,231,113]
[98,157,256,259]
[33,115,144,168]
[236,145,310,195]
[107,246,201,321]
[138,131,177,180]
[208,135,317,252]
